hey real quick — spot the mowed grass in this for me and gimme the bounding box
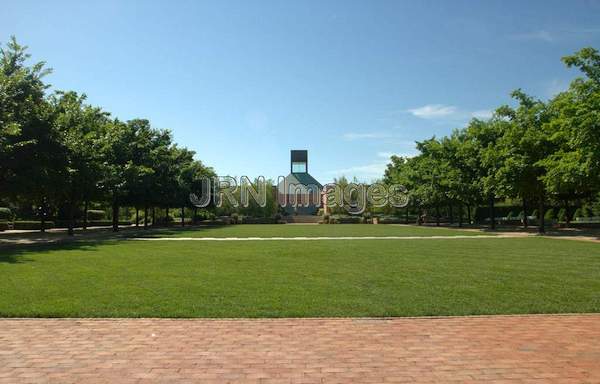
[151,223,485,238]
[1,235,599,318]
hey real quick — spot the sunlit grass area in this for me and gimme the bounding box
[148,224,486,238]
[1,236,599,317]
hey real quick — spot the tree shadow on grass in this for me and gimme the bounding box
[0,240,113,264]
[477,225,600,240]
[0,224,233,264]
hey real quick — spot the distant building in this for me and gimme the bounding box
[278,150,322,215]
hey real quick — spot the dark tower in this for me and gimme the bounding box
[290,150,308,174]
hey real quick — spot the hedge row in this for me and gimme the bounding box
[0,220,132,231]
[53,220,132,228]
[12,221,56,230]
[241,217,280,224]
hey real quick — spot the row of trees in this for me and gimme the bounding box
[383,47,600,233]
[1,37,215,234]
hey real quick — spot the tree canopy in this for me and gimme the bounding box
[384,47,600,233]
[0,37,215,233]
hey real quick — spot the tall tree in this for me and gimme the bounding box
[539,47,600,218]
[51,91,109,234]
[496,91,553,233]
[0,37,60,230]
[464,118,506,229]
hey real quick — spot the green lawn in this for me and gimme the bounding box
[150,223,485,238]
[1,232,599,317]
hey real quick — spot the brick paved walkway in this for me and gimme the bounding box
[1,315,599,383]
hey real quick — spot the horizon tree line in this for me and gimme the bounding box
[3,37,600,234]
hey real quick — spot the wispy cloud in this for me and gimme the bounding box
[471,109,493,119]
[406,104,493,121]
[407,104,458,119]
[342,132,391,141]
[328,150,418,180]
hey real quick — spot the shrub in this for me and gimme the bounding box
[378,215,405,224]
[506,211,515,219]
[0,207,13,221]
[544,208,555,220]
[557,208,567,222]
[330,215,361,224]
[0,222,9,231]
[531,209,539,219]
[474,204,522,222]
[582,206,594,218]
[194,211,215,221]
[593,198,600,216]
[322,214,330,224]
[86,210,106,220]
[231,213,239,224]
[241,217,278,224]
[573,208,583,219]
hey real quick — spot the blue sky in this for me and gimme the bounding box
[3,0,600,183]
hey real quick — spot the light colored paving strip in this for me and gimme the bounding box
[131,234,526,241]
[0,315,598,383]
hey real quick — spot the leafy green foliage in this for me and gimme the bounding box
[384,46,600,230]
[0,38,215,232]
[86,210,106,220]
[0,207,13,221]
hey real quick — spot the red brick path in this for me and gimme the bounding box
[1,315,599,383]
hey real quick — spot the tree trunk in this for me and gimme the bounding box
[83,199,89,230]
[193,207,198,224]
[165,207,169,227]
[564,199,571,225]
[449,205,454,225]
[152,207,155,226]
[67,200,75,236]
[181,206,185,227]
[435,204,440,227]
[40,199,46,233]
[135,208,139,227]
[522,199,528,229]
[458,203,463,227]
[538,195,546,234]
[405,206,409,224]
[467,204,472,225]
[489,196,496,230]
[112,194,119,232]
[144,203,148,229]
